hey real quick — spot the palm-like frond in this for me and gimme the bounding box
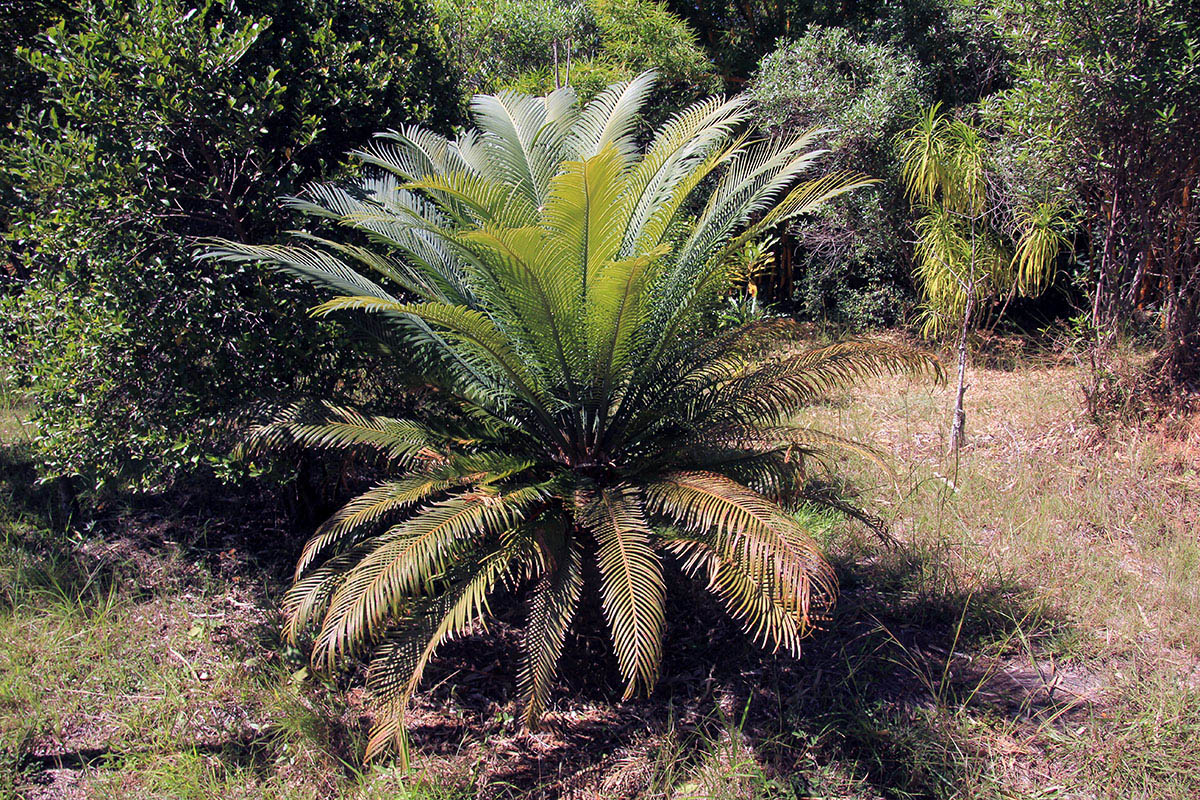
[308,485,547,669]
[247,402,448,464]
[899,107,1068,340]
[206,73,940,762]
[664,533,808,655]
[646,471,836,624]
[518,529,584,726]
[364,546,515,762]
[582,485,665,698]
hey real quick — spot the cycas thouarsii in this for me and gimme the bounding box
[205,72,941,763]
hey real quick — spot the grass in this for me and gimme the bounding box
[1,357,1198,798]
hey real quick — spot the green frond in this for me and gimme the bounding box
[353,125,465,181]
[468,91,547,206]
[726,170,876,254]
[200,240,399,302]
[287,233,442,303]
[310,485,547,669]
[294,453,535,579]
[459,225,584,388]
[630,131,742,256]
[645,471,836,623]
[518,526,583,727]
[684,424,894,479]
[581,485,665,699]
[247,402,448,463]
[407,170,536,227]
[663,533,806,655]
[567,71,658,162]
[623,95,750,255]
[693,340,943,429]
[586,247,667,392]
[313,296,556,417]
[542,146,633,297]
[364,547,513,762]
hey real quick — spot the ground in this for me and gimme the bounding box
[1,356,1198,799]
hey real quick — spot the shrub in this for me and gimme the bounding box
[986,0,1200,385]
[434,0,719,117]
[751,27,928,328]
[0,0,460,493]
[432,0,597,93]
[208,74,939,761]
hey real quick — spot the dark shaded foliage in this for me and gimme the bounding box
[0,0,461,493]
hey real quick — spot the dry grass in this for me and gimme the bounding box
[1,358,1198,799]
[808,358,1200,798]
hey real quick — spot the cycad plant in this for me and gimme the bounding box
[208,73,939,762]
[899,105,1068,450]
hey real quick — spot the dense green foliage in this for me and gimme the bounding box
[0,0,460,491]
[751,26,926,327]
[208,75,939,760]
[1,0,1194,513]
[986,0,1200,381]
[666,0,1003,98]
[0,1,66,131]
[434,0,719,115]
[433,0,593,93]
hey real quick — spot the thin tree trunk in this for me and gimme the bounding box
[1094,184,1121,332]
[949,285,975,453]
[553,40,560,89]
[951,216,979,454]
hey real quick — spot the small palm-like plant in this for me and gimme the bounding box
[208,74,939,761]
[898,105,1068,450]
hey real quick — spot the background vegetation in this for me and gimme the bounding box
[1,0,1197,796]
[3,0,1196,496]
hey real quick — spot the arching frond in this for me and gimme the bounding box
[688,340,944,431]
[680,424,893,478]
[645,471,836,624]
[518,525,583,727]
[567,71,657,161]
[353,125,466,181]
[201,240,398,301]
[581,485,665,699]
[663,533,807,655]
[364,547,513,763]
[469,90,550,207]
[311,297,550,410]
[294,453,535,578]
[311,485,547,669]
[246,402,447,463]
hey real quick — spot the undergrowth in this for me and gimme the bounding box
[2,359,1198,799]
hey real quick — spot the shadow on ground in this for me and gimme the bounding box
[389,544,1089,799]
[2,443,1089,799]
